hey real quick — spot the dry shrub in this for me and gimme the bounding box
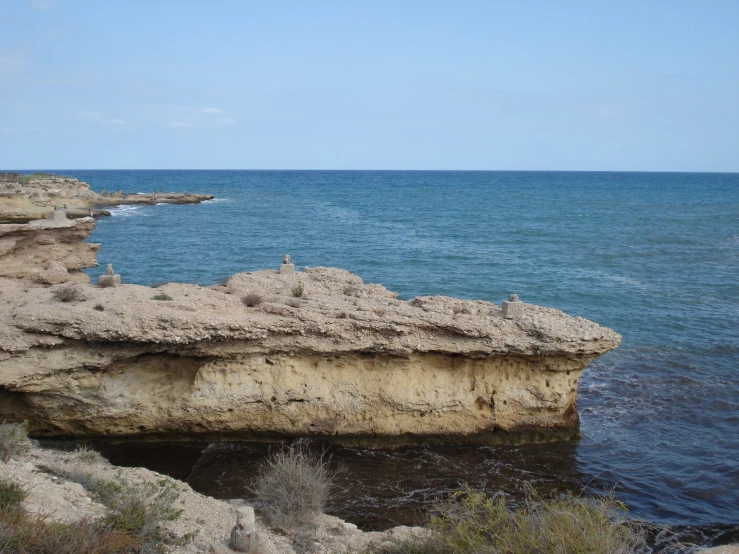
[53,285,86,303]
[242,293,263,307]
[291,281,305,298]
[251,440,337,530]
[74,443,108,465]
[285,298,302,308]
[151,293,173,301]
[93,303,105,311]
[399,485,648,554]
[0,422,31,462]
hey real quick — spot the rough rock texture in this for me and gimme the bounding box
[0,174,212,224]
[0,216,99,283]
[1,444,422,554]
[0,265,620,445]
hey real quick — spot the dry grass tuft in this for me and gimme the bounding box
[151,293,173,301]
[242,293,263,307]
[291,281,305,298]
[53,285,87,303]
[251,440,337,530]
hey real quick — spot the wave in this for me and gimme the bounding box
[108,205,147,217]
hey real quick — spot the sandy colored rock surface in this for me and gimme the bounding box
[0,444,418,554]
[0,216,99,283]
[0,264,619,444]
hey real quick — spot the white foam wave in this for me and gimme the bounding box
[109,205,143,217]
[202,198,231,204]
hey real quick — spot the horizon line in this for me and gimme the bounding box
[4,168,739,175]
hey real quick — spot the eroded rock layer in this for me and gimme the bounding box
[0,217,99,283]
[0,265,620,445]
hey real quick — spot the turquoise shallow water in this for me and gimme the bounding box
[38,170,739,529]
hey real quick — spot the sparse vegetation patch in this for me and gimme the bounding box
[291,281,305,297]
[242,293,263,307]
[151,293,173,301]
[362,485,647,554]
[251,440,337,530]
[74,443,108,464]
[0,421,32,462]
[53,285,87,303]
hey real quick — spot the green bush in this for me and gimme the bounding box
[291,281,304,298]
[252,440,336,530]
[97,477,183,540]
[150,293,173,301]
[0,421,31,462]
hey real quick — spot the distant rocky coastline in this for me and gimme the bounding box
[0,172,212,224]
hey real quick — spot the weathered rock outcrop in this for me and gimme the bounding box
[0,174,212,223]
[0,264,621,445]
[0,216,99,283]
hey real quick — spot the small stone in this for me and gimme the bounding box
[22,462,34,471]
[342,522,358,531]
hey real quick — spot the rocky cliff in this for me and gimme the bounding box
[0,261,621,444]
[0,216,99,283]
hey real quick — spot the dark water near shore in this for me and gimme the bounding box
[34,170,739,534]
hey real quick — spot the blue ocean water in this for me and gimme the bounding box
[56,170,739,527]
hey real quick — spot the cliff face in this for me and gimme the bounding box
[0,217,99,283]
[0,266,621,445]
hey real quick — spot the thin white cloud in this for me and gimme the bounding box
[77,111,127,125]
[217,117,236,124]
[30,0,62,11]
[202,107,225,114]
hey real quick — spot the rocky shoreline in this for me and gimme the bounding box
[0,173,212,224]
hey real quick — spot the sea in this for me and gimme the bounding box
[34,170,739,545]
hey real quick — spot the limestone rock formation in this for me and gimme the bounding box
[0,264,620,445]
[0,216,99,283]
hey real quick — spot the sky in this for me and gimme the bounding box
[1,0,738,171]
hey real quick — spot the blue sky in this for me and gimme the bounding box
[1,1,738,171]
